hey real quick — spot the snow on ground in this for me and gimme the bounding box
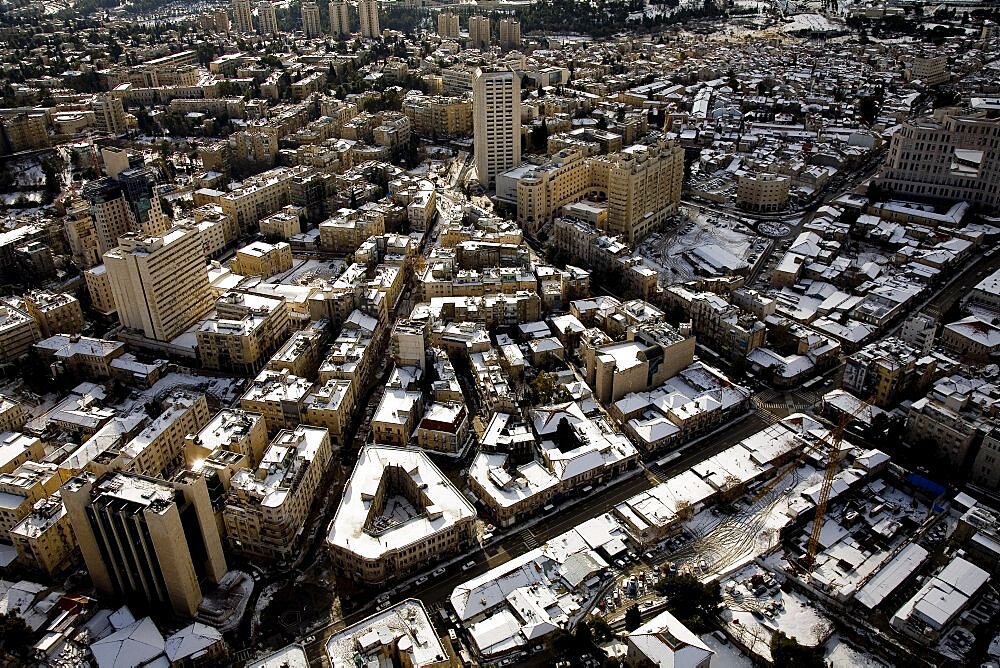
[825,635,889,667]
[666,464,825,581]
[636,206,766,286]
[136,372,246,405]
[720,563,833,661]
[1,192,44,205]
[701,632,754,667]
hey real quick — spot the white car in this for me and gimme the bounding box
[433,567,447,577]
[462,560,476,571]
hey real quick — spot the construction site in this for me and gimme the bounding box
[588,396,985,666]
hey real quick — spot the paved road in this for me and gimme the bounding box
[921,247,1000,320]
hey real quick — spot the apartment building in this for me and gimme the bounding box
[666,287,767,360]
[84,265,117,315]
[371,388,423,447]
[104,226,212,342]
[239,369,313,434]
[875,113,1000,210]
[232,0,254,32]
[0,303,41,363]
[23,291,84,337]
[185,408,268,468]
[421,291,543,329]
[907,55,950,85]
[499,18,520,50]
[358,0,379,38]
[402,95,473,137]
[418,264,536,301]
[736,172,791,212]
[415,401,469,455]
[900,313,937,355]
[224,426,332,561]
[582,322,696,404]
[83,178,136,256]
[842,337,936,408]
[64,200,102,269]
[258,0,278,33]
[328,445,477,584]
[0,461,61,546]
[391,319,427,370]
[10,494,76,578]
[301,1,321,37]
[259,207,303,241]
[972,429,1000,490]
[442,65,475,95]
[266,321,327,378]
[119,391,210,477]
[437,11,459,38]
[2,111,49,151]
[319,209,386,254]
[0,396,25,434]
[905,374,998,471]
[198,292,290,375]
[216,166,306,233]
[473,68,521,188]
[468,15,491,49]
[63,471,227,617]
[329,0,349,37]
[552,218,658,299]
[301,379,354,447]
[317,310,380,384]
[0,431,45,475]
[92,94,127,137]
[231,241,293,278]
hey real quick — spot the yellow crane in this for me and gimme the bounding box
[750,395,874,567]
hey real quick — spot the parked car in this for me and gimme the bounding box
[462,560,476,571]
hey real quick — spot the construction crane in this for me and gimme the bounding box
[804,394,873,566]
[749,394,874,567]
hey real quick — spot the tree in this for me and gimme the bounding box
[551,628,575,657]
[555,417,580,452]
[624,604,642,631]
[575,619,593,645]
[653,574,721,632]
[0,611,33,659]
[770,630,825,668]
[589,616,614,642]
[41,157,62,200]
[530,371,559,404]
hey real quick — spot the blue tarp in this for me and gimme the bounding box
[907,472,946,497]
